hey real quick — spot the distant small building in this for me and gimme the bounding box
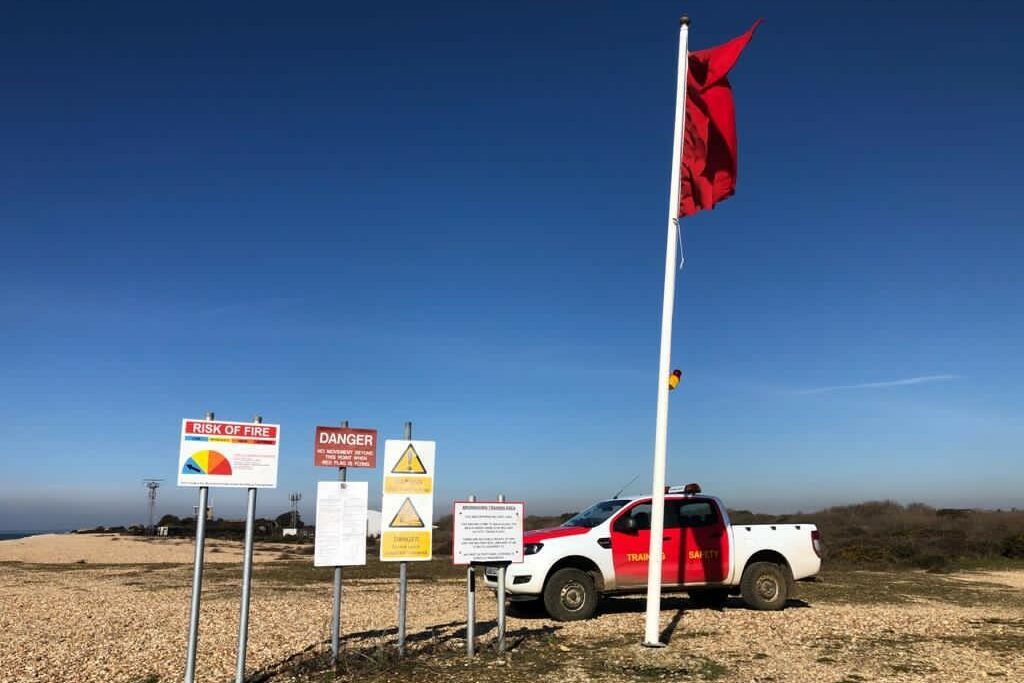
[367,510,381,538]
[285,513,381,538]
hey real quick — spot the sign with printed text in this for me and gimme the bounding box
[314,426,378,468]
[380,439,435,561]
[453,501,525,565]
[314,481,369,567]
[177,419,280,488]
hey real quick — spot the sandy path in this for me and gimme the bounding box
[950,569,1024,590]
[0,533,286,564]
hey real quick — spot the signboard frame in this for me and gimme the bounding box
[178,419,280,489]
[452,500,526,566]
[314,426,378,469]
[380,439,436,562]
[314,481,369,567]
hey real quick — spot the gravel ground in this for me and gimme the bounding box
[1,537,1022,683]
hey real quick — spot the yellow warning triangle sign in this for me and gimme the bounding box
[390,497,425,528]
[391,444,427,474]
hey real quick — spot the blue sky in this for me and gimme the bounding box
[1,1,1022,529]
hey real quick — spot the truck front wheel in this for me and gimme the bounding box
[740,562,789,610]
[543,568,597,621]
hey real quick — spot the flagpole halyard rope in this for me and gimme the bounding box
[675,219,685,271]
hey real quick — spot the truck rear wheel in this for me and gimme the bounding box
[740,562,789,610]
[543,568,597,621]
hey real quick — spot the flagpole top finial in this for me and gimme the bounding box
[679,15,690,27]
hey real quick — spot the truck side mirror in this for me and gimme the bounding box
[614,516,638,534]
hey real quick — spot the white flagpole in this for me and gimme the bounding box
[643,14,689,648]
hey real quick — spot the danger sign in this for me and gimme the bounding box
[314,427,377,468]
[390,498,425,528]
[380,439,435,562]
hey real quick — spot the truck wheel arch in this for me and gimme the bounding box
[545,556,605,593]
[742,550,794,589]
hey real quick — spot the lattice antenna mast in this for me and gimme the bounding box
[289,492,302,529]
[143,479,163,534]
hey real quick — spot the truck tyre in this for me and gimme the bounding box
[688,588,730,609]
[543,568,597,621]
[740,562,789,610]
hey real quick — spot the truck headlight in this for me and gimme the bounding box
[524,543,544,556]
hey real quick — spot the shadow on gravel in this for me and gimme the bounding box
[503,594,812,623]
[506,624,560,652]
[506,593,812,624]
[247,620,562,682]
[598,595,688,616]
[660,607,685,643]
[600,595,811,617]
[507,599,548,619]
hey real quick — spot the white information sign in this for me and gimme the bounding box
[453,501,524,565]
[178,419,280,488]
[380,439,436,561]
[314,481,369,567]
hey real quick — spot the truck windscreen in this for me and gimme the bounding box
[562,500,629,528]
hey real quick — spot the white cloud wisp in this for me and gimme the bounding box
[796,374,960,395]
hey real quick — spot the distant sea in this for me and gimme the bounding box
[0,531,65,541]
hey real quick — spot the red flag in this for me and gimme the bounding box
[679,20,760,218]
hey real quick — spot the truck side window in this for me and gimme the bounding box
[627,503,652,531]
[662,501,682,529]
[675,500,717,527]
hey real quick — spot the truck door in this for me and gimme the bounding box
[610,500,682,588]
[676,499,729,584]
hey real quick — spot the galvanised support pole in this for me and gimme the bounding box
[496,493,507,654]
[183,410,214,683]
[331,419,349,663]
[397,421,412,655]
[234,415,262,683]
[466,494,477,657]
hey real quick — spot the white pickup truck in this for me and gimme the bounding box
[483,485,821,620]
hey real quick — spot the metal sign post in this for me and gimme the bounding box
[379,423,434,656]
[331,419,349,664]
[183,410,214,683]
[397,420,411,656]
[314,478,369,659]
[234,415,262,683]
[466,494,476,657]
[496,493,507,655]
[179,413,281,683]
[312,420,376,663]
[453,497,523,657]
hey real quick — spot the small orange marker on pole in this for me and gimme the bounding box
[668,369,682,390]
